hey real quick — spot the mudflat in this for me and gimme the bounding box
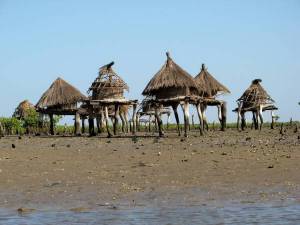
[0,128,299,210]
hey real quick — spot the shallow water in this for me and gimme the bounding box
[1,202,300,225]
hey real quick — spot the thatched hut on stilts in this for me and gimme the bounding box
[194,64,230,131]
[35,77,87,135]
[12,100,35,119]
[234,79,277,130]
[142,52,201,137]
[83,62,137,137]
[12,100,37,134]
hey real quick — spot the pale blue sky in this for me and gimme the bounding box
[0,0,299,123]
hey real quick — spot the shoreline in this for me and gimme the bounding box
[0,128,299,211]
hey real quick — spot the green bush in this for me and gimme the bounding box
[23,108,39,130]
[0,117,24,135]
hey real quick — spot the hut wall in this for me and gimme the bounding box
[155,87,195,99]
[92,88,125,100]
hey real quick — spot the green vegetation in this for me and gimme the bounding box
[0,108,63,135]
[0,117,24,135]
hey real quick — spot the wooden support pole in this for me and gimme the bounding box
[96,117,100,134]
[136,114,140,132]
[241,112,246,131]
[254,111,259,130]
[148,115,151,132]
[120,113,126,133]
[88,117,95,136]
[191,114,195,130]
[113,104,120,135]
[196,103,204,136]
[172,104,181,136]
[124,113,129,133]
[104,106,112,137]
[258,105,264,130]
[220,102,227,131]
[155,105,164,137]
[129,120,132,132]
[237,103,241,131]
[183,101,190,137]
[271,110,275,129]
[81,118,85,134]
[201,104,208,131]
[132,104,137,135]
[49,114,54,135]
[74,112,81,135]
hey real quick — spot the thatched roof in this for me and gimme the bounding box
[13,100,35,119]
[36,77,87,109]
[194,64,230,97]
[238,79,275,105]
[142,52,198,97]
[88,62,129,100]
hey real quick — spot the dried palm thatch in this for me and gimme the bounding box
[13,100,35,119]
[238,79,274,106]
[194,64,230,98]
[36,77,87,109]
[88,62,129,100]
[142,52,199,99]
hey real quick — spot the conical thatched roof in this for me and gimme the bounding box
[13,100,35,119]
[238,79,274,105]
[36,77,87,109]
[142,52,198,98]
[88,62,129,100]
[194,64,230,97]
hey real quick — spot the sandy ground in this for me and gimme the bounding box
[0,127,299,210]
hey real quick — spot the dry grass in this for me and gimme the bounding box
[36,78,87,108]
[142,52,198,97]
[194,64,230,97]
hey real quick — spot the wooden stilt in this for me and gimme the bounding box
[88,117,95,136]
[254,110,259,130]
[124,113,129,133]
[155,105,164,137]
[172,104,181,136]
[104,106,112,137]
[74,112,81,135]
[241,112,246,130]
[220,102,227,131]
[148,115,151,132]
[113,104,120,135]
[182,101,190,137]
[96,117,100,134]
[271,110,275,129]
[49,114,54,135]
[136,114,140,132]
[129,120,132,132]
[258,105,263,130]
[132,103,137,135]
[237,103,242,131]
[154,116,158,131]
[120,112,126,133]
[191,114,195,130]
[196,103,204,136]
[81,118,85,134]
[100,109,105,132]
[201,104,208,131]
